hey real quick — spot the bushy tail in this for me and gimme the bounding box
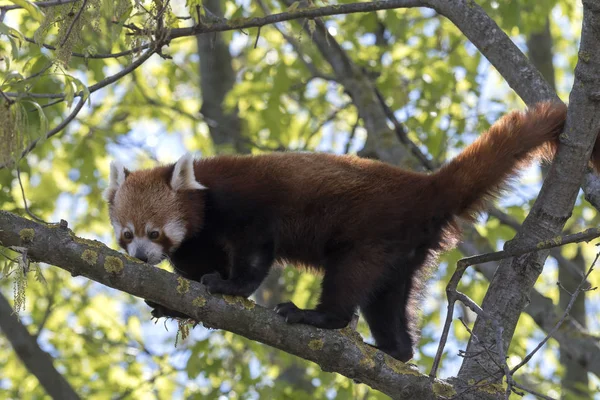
[433,102,599,220]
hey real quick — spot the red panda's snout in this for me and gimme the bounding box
[103,153,208,265]
[111,220,187,265]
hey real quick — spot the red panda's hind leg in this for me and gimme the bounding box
[274,301,352,328]
[275,249,384,329]
[360,273,417,362]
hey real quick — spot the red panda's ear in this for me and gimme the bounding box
[170,153,207,191]
[103,160,130,202]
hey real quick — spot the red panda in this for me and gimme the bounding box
[104,102,598,362]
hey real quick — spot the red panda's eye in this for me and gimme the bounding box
[123,231,133,240]
[148,231,160,240]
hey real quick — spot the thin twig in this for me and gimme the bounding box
[1,46,159,169]
[254,0,334,81]
[458,318,504,376]
[374,88,436,171]
[58,0,89,47]
[0,88,14,105]
[303,101,353,148]
[16,167,49,224]
[254,26,261,48]
[15,34,151,59]
[1,0,79,12]
[429,227,600,378]
[34,294,55,339]
[344,116,361,154]
[511,381,556,400]
[510,255,597,375]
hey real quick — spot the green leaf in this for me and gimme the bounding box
[2,71,24,84]
[8,0,45,22]
[0,21,25,42]
[9,37,20,60]
[64,77,75,108]
[23,100,49,134]
[70,76,91,106]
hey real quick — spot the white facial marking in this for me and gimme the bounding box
[104,160,128,201]
[171,153,207,191]
[145,223,156,235]
[111,221,123,237]
[127,237,165,265]
[163,220,186,249]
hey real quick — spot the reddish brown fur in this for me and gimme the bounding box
[434,102,575,220]
[108,101,596,362]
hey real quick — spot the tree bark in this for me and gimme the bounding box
[458,0,600,384]
[196,0,248,154]
[527,17,591,399]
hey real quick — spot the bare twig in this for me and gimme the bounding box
[511,381,556,400]
[58,0,89,47]
[430,227,600,378]
[19,34,152,59]
[303,101,353,148]
[254,26,261,48]
[344,116,361,154]
[374,88,435,170]
[16,167,49,224]
[1,46,159,169]
[510,255,597,375]
[0,0,79,12]
[254,0,334,81]
[0,88,14,105]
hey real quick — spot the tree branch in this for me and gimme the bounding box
[458,0,600,384]
[430,228,600,378]
[0,210,499,400]
[0,0,79,12]
[0,291,80,400]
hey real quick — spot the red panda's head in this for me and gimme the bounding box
[104,154,206,265]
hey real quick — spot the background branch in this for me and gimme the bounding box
[0,292,80,400]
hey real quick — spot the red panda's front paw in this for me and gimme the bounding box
[274,301,304,324]
[144,299,191,320]
[200,272,225,294]
[201,272,258,297]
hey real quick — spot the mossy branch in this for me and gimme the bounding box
[0,210,499,400]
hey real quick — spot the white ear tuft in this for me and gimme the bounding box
[170,153,207,191]
[103,160,128,202]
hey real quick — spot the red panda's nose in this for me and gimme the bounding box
[135,251,148,263]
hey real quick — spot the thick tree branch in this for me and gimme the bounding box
[431,228,600,378]
[458,0,600,384]
[0,292,80,400]
[0,210,500,400]
[457,238,600,379]
[196,0,247,154]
